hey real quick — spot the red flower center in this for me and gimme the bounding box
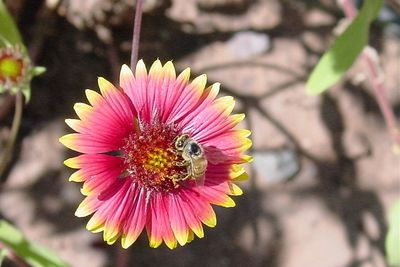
[0,55,24,83]
[121,120,186,192]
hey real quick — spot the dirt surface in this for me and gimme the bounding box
[0,0,399,266]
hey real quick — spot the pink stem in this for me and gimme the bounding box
[362,52,400,149]
[115,246,129,267]
[130,0,144,71]
[341,0,357,19]
[341,0,400,152]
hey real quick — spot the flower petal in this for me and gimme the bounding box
[103,180,132,243]
[165,73,206,124]
[168,194,189,246]
[120,61,148,120]
[181,190,217,228]
[61,60,251,250]
[121,186,148,249]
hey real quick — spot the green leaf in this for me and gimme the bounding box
[22,66,46,103]
[386,200,400,267]
[0,248,8,266]
[0,0,22,47]
[0,220,69,267]
[305,0,384,95]
[32,66,46,76]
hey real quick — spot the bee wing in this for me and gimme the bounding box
[195,174,205,187]
[189,157,207,187]
[203,146,228,165]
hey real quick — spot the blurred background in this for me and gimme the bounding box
[0,0,399,266]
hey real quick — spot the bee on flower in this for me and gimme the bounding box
[60,60,252,249]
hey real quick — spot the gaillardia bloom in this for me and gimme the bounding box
[60,60,252,249]
[0,45,28,92]
[0,45,44,99]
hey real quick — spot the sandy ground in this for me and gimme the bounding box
[0,0,399,266]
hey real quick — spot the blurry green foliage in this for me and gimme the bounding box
[306,0,383,95]
[0,220,69,267]
[386,200,400,267]
[0,248,7,265]
[0,0,21,47]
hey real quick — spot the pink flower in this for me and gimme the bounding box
[60,60,252,249]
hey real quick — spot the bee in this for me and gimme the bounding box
[172,134,207,184]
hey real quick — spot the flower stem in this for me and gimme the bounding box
[0,242,30,267]
[115,246,129,267]
[130,0,144,71]
[340,0,400,154]
[362,50,400,153]
[340,0,356,19]
[0,91,23,183]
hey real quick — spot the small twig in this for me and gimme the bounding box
[0,94,15,121]
[0,91,23,183]
[362,49,400,153]
[130,0,144,71]
[340,0,400,154]
[0,241,30,267]
[115,246,129,267]
[7,251,30,267]
[340,0,357,19]
[387,0,400,14]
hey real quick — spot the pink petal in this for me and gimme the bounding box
[164,74,206,124]
[63,86,136,153]
[144,192,177,249]
[179,97,237,141]
[121,185,148,248]
[60,133,121,154]
[86,179,129,235]
[120,62,148,120]
[178,192,204,238]
[175,83,220,129]
[181,189,217,228]
[168,194,189,246]
[103,180,132,243]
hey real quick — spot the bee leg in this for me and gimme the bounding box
[181,173,192,181]
[175,160,190,167]
[172,179,180,188]
[170,174,180,181]
[170,173,188,188]
[167,147,179,155]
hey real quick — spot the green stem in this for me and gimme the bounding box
[0,91,23,183]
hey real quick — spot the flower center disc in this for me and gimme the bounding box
[0,55,23,82]
[121,120,186,192]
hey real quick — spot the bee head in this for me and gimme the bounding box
[174,134,190,151]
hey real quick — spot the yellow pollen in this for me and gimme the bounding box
[144,149,174,173]
[121,120,186,192]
